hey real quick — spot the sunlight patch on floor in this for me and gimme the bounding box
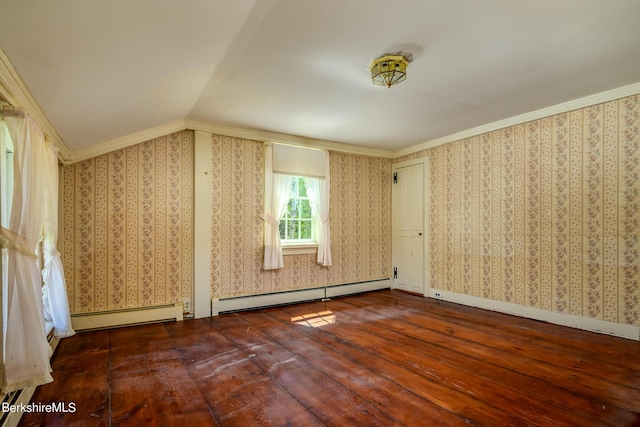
[290,310,336,328]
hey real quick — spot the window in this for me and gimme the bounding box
[0,120,14,380]
[263,143,331,268]
[279,176,314,243]
[0,121,13,226]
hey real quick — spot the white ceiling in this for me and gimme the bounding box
[1,0,639,154]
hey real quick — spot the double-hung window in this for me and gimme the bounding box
[0,121,13,227]
[280,176,314,244]
[263,143,331,268]
[1,120,13,346]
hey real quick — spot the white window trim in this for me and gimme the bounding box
[279,176,316,253]
[282,241,318,256]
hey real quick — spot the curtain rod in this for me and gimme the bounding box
[1,104,52,142]
[0,101,9,120]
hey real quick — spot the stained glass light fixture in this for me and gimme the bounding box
[369,55,409,88]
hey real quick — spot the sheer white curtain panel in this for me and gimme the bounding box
[261,144,292,269]
[1,110,52,393]
[303,151,332,266]
[42,143,74,338]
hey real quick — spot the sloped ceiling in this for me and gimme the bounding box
[1,0,639,155]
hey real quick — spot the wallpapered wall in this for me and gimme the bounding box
[397,95,640,327]
[61,130,390,313]
[62,131,194,314]
[209,134,392,299]
[61,95,638,326]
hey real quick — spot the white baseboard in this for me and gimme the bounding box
[212,279,391,315]
[428,289,640,341]
[71,303,184,331]
[326,279,391,298]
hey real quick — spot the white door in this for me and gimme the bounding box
[392,161,425,294]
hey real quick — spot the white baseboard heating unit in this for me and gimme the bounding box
[71,303,184,331]
[0,336,60,427]
[211,279,391,315]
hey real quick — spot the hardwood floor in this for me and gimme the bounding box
[19,290,640,426]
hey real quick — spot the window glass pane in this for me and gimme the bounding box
[280,175,315,242]
[289,219,297,239]
[0,123,13,228]
[300,220,312,239]
[290,199,299,218]
[292,220,300,239]
[298,177,307,197]
[301,199,311,218]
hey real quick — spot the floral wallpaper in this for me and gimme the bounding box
[60,94,639,328]
[62,131,194,314]
[209,134,392,299]
[397,95,640,327]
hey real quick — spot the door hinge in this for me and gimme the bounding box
[393,172,397,184]
[393,267,397,279]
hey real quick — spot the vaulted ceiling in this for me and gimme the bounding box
[1,0,639,157]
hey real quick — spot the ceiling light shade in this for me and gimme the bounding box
[369,55,409,88]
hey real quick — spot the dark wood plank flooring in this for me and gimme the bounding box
[19,290,640,426]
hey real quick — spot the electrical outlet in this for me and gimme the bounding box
[182,297,191,312]
[434,292,442,298]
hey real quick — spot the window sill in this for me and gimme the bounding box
[282,243,318,255]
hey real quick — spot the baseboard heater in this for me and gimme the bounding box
[71,303,184,331]
[211,279,391,315]
[0,335,60,427]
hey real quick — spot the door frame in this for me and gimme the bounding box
[391,156,430,296]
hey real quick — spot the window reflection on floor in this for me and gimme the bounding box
[290,310,336,328]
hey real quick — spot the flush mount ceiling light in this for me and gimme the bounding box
[369,55,409,88]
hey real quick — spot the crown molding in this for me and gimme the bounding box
[68,118,395,164]
[68,119,188,164]
[0,48,73,162]
[394,81,640,158]
[185,119,395,158]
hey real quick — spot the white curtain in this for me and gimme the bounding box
[1,110,53,393]
[304,151,332,266]
[42,144,74,338]
[261,144,293,270]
